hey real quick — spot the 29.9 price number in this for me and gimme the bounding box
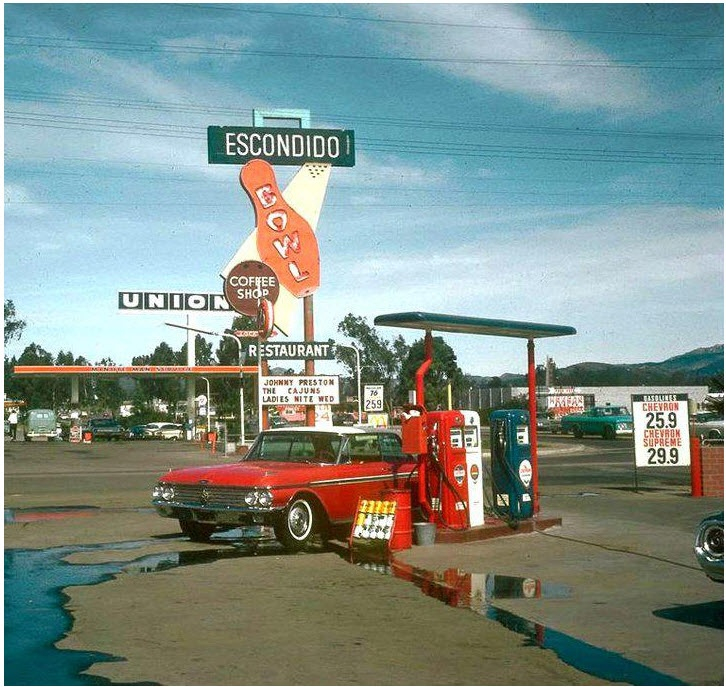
[647,447,680,465]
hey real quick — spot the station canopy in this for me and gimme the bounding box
[374,311,576,339]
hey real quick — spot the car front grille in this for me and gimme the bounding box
[171,484,252,508]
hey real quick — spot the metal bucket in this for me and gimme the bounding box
[413,522,437,546]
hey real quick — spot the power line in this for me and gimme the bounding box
[179,4,726,40]
[6,89,722,143]
[6,114,721,166]
[5,35,723,70]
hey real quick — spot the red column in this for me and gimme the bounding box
[527,339,539,514]
[690,436,702,497]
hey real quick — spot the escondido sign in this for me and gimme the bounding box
[208,126,355,166]
[119,291,231,312]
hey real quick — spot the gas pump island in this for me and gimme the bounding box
[375,312,576,538]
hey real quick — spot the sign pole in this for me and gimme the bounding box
[186,314,195,439]
[304,295,315,427]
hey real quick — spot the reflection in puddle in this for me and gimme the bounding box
[351,555,685,686]
[6,531,687,687]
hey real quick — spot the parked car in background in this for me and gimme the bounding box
[269,416,290,429]
[142,422,168,438]
[333,412,356,426]
[152,423,184,440]
[694,511,723,583]
[536,414,554,432]
[25,409,58,441]
[127,424,148,440]
[559,405,633,440]
[690,412,724,441]
[152,427,416,550]
[86,418,126,441]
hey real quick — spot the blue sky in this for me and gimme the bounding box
[4,3,724,377]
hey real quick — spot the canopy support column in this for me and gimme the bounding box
[527,338,540,514]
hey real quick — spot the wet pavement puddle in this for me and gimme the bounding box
[354,556,686,686]
[5,530,688,686]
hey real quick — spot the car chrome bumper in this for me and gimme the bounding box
[694,515,724,583]
[153,500,281,526]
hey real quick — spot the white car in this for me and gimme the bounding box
[691,412,724,441]
[143,422,184,440]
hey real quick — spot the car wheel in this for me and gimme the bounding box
[179,520,215,542]
[603,425,616,440]
[572,425,583,439]
[274,497,318,552]
[708,429,722,440]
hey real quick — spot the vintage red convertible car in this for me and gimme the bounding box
[152,427,417,551]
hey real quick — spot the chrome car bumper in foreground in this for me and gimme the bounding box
[694,512,724,583]
[152,482,279,526]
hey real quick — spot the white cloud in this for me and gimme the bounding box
[3,184,48,217]
[369,4,656,114]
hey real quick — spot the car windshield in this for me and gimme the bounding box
[600,407,629,416]
[244,431,343,464]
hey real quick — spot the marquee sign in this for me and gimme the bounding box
[208,126,355,166]
[261,376,339,405]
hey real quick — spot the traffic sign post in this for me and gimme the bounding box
[364,385,384,413]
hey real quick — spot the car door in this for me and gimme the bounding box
[317,434,390,523]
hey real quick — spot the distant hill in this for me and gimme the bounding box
[471,345,724,389]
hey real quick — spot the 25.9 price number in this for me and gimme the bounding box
[645,411,677,429]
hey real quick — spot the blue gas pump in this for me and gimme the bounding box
[489,409,533,520]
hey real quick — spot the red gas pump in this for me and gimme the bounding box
[401,329,474,533]
[402,408,471,530]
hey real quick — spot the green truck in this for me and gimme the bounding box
[559,405,633,440]
[25,408,59,441]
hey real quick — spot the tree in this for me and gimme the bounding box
[132,342,185,413]
[213,315,259,427]
[336,314,410,413]
[397,336,464,410]
[10,343,55,408]
[4,300,25,345]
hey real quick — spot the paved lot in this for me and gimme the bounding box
[4,438,723,685]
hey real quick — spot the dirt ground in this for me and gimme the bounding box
[5,439,722,685]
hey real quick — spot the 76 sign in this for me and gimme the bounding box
[364,385,384,413]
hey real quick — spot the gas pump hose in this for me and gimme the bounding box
[427,439,469,531]
[481,458,520,529]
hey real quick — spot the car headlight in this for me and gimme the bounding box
[242,489,273,507]
[152,484,175,500]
